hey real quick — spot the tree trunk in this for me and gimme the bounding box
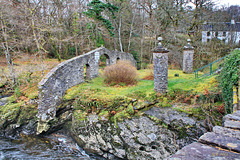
[75,41,78,56]
[140,13,145,69]
[127,12,136,52]
[31,14,44,76]
[2,43,15,84]
[118,16,123,52]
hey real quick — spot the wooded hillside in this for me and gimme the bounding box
[1,0,240,84]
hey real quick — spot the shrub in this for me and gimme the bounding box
[103,60,138,86]
[219,49,240,114]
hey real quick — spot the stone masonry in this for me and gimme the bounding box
[183,39,194,73]
[153,37,169,94]
[37,47,136,133]
[168,110,240,160]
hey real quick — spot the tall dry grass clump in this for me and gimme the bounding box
[103,60,138,86]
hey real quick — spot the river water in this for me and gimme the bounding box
[0,95,104,160]
[0,135,97,160]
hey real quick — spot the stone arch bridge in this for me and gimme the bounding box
[37,47,136,126]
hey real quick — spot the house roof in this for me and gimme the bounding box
[202,22,240,32]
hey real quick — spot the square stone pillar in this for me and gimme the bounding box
[153,37,169,94]
[183,39,194,73]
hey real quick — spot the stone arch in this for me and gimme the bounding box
[84,63,91,80]
[37,47,137,134]
[99,53,110,67]
[116,57,120,62]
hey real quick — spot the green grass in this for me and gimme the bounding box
[201,59,224,74]
[168,70,217,92]
[64,69,217,101]
[64,77,154,100]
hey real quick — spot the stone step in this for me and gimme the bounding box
[233,110,240,117]
[224,114,240,121]
[167,142,240,160]
[213,126,240,140]
[199,132,240,153]
[224,120,240,130]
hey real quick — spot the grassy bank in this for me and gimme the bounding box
[64,69,217,101]
[64,69,222,126]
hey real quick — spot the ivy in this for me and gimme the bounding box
[219,49,240,114]
[84,0,118,36]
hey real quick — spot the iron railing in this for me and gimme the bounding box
[194,54,229,78]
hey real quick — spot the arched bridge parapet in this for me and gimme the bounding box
[37,47,136,129]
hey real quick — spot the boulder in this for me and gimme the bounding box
[72,107,208,159]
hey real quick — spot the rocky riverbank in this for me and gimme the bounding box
[168,111,240,160]
[71,105,210,159]
[0,96,215,159]
[0,96,38,138]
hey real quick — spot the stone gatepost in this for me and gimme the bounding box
[183,39,194,73]
[153,37,169,94]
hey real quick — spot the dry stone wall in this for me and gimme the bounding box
[37,47,136,124]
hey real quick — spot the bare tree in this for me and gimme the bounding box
[0,16,15,84]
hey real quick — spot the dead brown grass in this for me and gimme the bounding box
[1,55,60,98]
[103,60,138,86]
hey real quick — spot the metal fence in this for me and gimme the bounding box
[194,54,229,78]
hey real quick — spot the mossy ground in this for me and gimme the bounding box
[66,69,223,126]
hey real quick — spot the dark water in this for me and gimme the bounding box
[0,135,94,160]
[0,95,102,160]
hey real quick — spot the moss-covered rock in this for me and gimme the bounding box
[0,99,39,137]
[71,112,178,160]
[0,102,23,128]
[71,105,211,160]
[126,104,134,115]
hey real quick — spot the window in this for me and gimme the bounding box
[207,32,210,36]
[215,32,218,37]
[207,38,210,42]
[223,32,226,36]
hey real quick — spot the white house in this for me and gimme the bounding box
[202,20,240,44]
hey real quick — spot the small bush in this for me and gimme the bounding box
[103,60,138,86]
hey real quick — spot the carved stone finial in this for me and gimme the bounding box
[184,39,194,50]
[157,37,163,47]
[152,37,169,53]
